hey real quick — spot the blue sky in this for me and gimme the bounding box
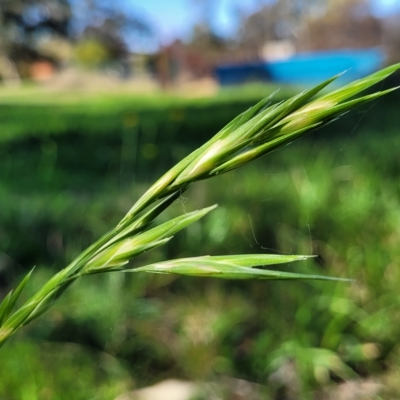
[92,0,399,52]
[370,0,400,15]
[131,0,400,46]
[133,0,273,44]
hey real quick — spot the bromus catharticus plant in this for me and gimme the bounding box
[0,64,399,347]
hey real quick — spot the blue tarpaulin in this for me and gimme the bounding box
[215,48,385,86]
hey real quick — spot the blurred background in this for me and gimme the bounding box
[0,0,400,399]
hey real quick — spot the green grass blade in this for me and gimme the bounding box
[0,292,13,326]
[202,254,315,266]
[112,188,187,243]
[210,122,322,174]
[0,268,35,326]
[280,86,399,132]
[215,93,276,140]
[133,255,350,281]
[318,62,400,105]
[84,237,172,273]
[252,74,341,133]
[85,205,217,271]
[129,205,217,244]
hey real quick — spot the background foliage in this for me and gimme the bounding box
[1,73,400,399]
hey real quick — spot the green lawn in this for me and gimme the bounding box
[1,80,400,399]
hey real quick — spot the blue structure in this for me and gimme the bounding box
[215,48,385,86]
[215,62,271,86]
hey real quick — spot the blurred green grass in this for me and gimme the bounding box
[1,80,400,399]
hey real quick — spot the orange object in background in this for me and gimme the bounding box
[29,61,56,81]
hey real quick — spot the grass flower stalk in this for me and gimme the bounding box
[0,63,399,348]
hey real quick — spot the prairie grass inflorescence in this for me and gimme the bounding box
[0,63,399,347]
